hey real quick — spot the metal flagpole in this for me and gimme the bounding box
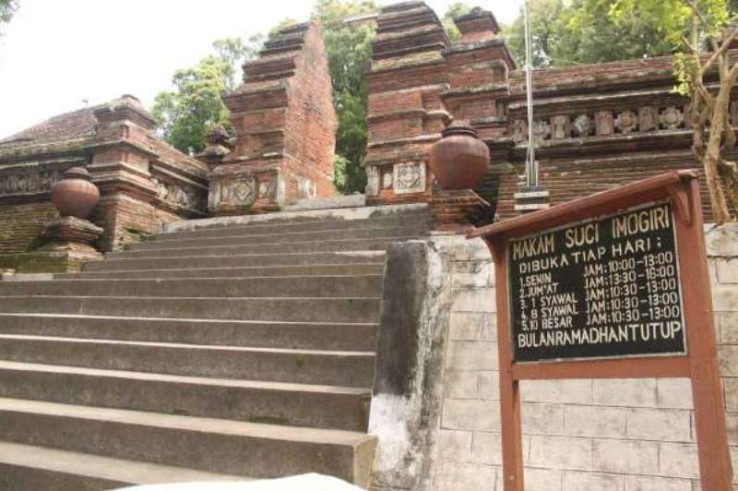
[523,0,537,189]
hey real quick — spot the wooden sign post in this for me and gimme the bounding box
[469,171,733,490]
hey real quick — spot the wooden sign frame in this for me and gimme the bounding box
[469,171,733,490]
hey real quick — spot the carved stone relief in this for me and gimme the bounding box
[0,167,63,196]
[258,176,278,200]
[152,178,205,211]
[208,176,257,211]
[639,107,658,132]
[615,110,638,134]
[533,120,551,143]
[393,162,426,195]
[550,115,570,140]
[297,176,316,200]
[512,119,528,143]
[659,106,684,130]
[366,165,380,196]
[595,111,614,136]
[573,115,594,137]
[382,170,393,189]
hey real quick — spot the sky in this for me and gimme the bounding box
[0,0,524,139]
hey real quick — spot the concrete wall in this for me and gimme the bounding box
[370,227,738,490]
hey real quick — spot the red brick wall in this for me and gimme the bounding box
[93,194,179,252]
[283,23,337,198]
[0,202,58,254]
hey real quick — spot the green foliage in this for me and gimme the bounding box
[312,0,379,194]
[442,2,474,44]
[503,0,674,67]
[152,37,262,154]
[0,0,18,32]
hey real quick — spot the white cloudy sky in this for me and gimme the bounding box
[0,0,524,138]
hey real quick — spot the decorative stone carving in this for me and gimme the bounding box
[550,115,570,140]
[595,111,614,136]
[660,106,684,130]
[297,176,316,200]
[573,115,594,137]
[259,176,278,200]
[0,167,63,196]
[639,106,658,132]
[209,176,257,211]
[615,110,638,134]
[393,162,426,195]
[366,165,380,196]
[533,120,551,143]
[152,177,204,210]
[512,119,527,143]
[382,170,393,189]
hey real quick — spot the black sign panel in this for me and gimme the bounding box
[509,202,687,363]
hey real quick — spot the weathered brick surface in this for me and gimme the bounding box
[0,202,58,254]
[214,22,336,214]
[0,95,208,258]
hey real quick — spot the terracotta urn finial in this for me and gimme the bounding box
[429,121,490,190]
[50,167,100,219]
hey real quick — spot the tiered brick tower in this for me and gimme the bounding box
[209,22,337,215]
[364,1,451,205]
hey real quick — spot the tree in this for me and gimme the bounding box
[312,0,379,194]
[0,0,18,33]
[442,2,473,44]
[606,0,738,223]
[502,0,673,67]
[151,37,262,154]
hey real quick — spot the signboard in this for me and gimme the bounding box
[469,172,733,491]
[509,202,686,362]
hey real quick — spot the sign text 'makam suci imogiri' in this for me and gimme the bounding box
[509,202,687,363]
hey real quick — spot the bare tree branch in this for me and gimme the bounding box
[683,0,721,52]
[702,28,738,76]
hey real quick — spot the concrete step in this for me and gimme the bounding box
[0,275,383,298]
[0,361,370,431]
[84,251,386,273]
[0,314,377,351]
[0,335,375,387]
[57,263,385,280]
[0,398,377,484]
[0,442,245,491]
[134,225,429,251]
[108,236,418,260]
[159,204,430,240]
[0,296,381,323]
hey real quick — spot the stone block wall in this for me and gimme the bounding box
[430,230,738,490]
[370,229,738,490]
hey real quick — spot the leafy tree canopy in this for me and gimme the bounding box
[502,0,674,67]
[0,0,18,33]
[312,0,379,194]
[442,2,473,44]
[151,36,262,155]
[592,0,738,223]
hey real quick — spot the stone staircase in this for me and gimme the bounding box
[0,204,432,490]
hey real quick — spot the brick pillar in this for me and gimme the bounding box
[89,95,160,251]
[442,8,517,223]
[365,1,451,206]
[213,22,337,216]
